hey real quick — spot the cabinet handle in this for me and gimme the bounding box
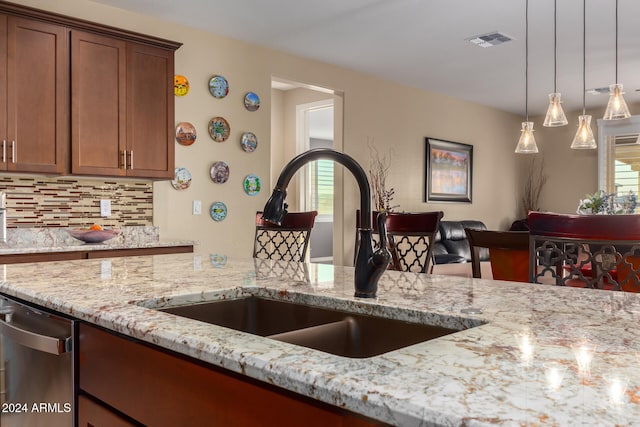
[11,140,15,163]
[0,312,71,355]
[2,140,5,163]
[121,150,127,170]
[129,150,134,170]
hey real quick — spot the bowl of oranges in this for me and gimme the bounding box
[67,224,121,244]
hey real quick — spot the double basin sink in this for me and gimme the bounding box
[159,296,478,358]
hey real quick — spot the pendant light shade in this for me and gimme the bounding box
[516,122,538,153]
[515,0,538,154]
[603,0,630,120]
[543,0,568,127]
[571,0,596,150]
[603,83,630,120]
[571,115,596,149]
[543,93,568,127]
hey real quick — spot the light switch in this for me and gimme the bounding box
[193,200,202,215]
[100,199,111,217]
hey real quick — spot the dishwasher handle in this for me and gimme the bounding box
[0,314,71,355]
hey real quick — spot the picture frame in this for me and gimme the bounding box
[425,137,473,203]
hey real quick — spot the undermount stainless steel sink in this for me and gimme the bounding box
[159,297,467,358]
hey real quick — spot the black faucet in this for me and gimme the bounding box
[261,148,391,298]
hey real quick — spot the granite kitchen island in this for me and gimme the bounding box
[1,253,639,426]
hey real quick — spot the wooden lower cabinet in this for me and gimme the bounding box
[0,245,193,264]
[78,323,387,427]
[85,245,193,259]
[77,395,138,427]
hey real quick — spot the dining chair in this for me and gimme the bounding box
[384,211,444,273]
[464,228,530,282]
[253,211,318,262]
[528,211,640,292]
[355,210,443,273]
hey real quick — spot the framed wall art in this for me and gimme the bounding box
[425,137,473,203]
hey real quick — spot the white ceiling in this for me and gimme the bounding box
[92,0,640,117]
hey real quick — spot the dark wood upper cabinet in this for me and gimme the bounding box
[71,33,175,178]
[71,30,126,176]
[0,14,5,171]
[0,0,181,179]
[125,42,174,178]
[0,14,69,174]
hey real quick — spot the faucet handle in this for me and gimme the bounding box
[376,211,388,248]
[373,211,391,267]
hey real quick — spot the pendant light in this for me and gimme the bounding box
[515,0,538,154]
[602,0,630,120]
[571,0,596,149]
[543,0,568,127]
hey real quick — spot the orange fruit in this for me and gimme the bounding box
[89,224,103,231]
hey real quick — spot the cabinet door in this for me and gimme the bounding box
[78,395,137,427]
[0,15,7,171]
[126,42,174,178]
[5,16,68,174]
[79,323,383,427]
[71,30,126,176]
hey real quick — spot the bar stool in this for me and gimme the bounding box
[253,211,318,262]
[528,211,640,292]
[465,228,530,282]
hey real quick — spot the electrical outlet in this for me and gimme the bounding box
[100,199,111,217]
[100,259,112,280]
[193,200,202,215]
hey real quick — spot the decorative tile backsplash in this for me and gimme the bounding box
[0,176,153,228]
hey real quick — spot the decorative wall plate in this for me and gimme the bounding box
[171,167,192,190]
[210,202,227,221]
[208,117,230,142]
[243,92,260,111]
[208,75,229,99]
[174,75,190,96]
[210,161,230,184]
[240,132,258,152]
[210,253,227,268]
[175,122,197,146]
[243,174,261,196]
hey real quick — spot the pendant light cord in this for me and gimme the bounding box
[615,0,618,84]
[553,0,557,93]
[525,0,529,122]
[582,0,586,115]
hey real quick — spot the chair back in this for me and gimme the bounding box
[384,211,444,273]
[465,228,530,282]
[253,211,318,262]
[528,211,640,291]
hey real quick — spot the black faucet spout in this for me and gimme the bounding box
[262,148,390,298]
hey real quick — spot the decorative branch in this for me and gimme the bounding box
[367,138,399,212]
[522,155,547,214]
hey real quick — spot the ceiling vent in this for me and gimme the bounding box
[587,87,610,95]
[467,31,514,48]
[615,134,640,146]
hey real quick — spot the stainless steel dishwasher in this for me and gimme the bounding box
[0,294,75,427]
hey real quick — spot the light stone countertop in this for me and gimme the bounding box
[1,253,639,426]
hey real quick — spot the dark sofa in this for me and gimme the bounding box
[432,220,489,264]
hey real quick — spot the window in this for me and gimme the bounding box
[308,159,333,216]
[598,117,640,203]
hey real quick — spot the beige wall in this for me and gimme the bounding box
[18,0,528,265]
[533,109,599,215]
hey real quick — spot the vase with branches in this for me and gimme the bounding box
[367,139,398,212]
